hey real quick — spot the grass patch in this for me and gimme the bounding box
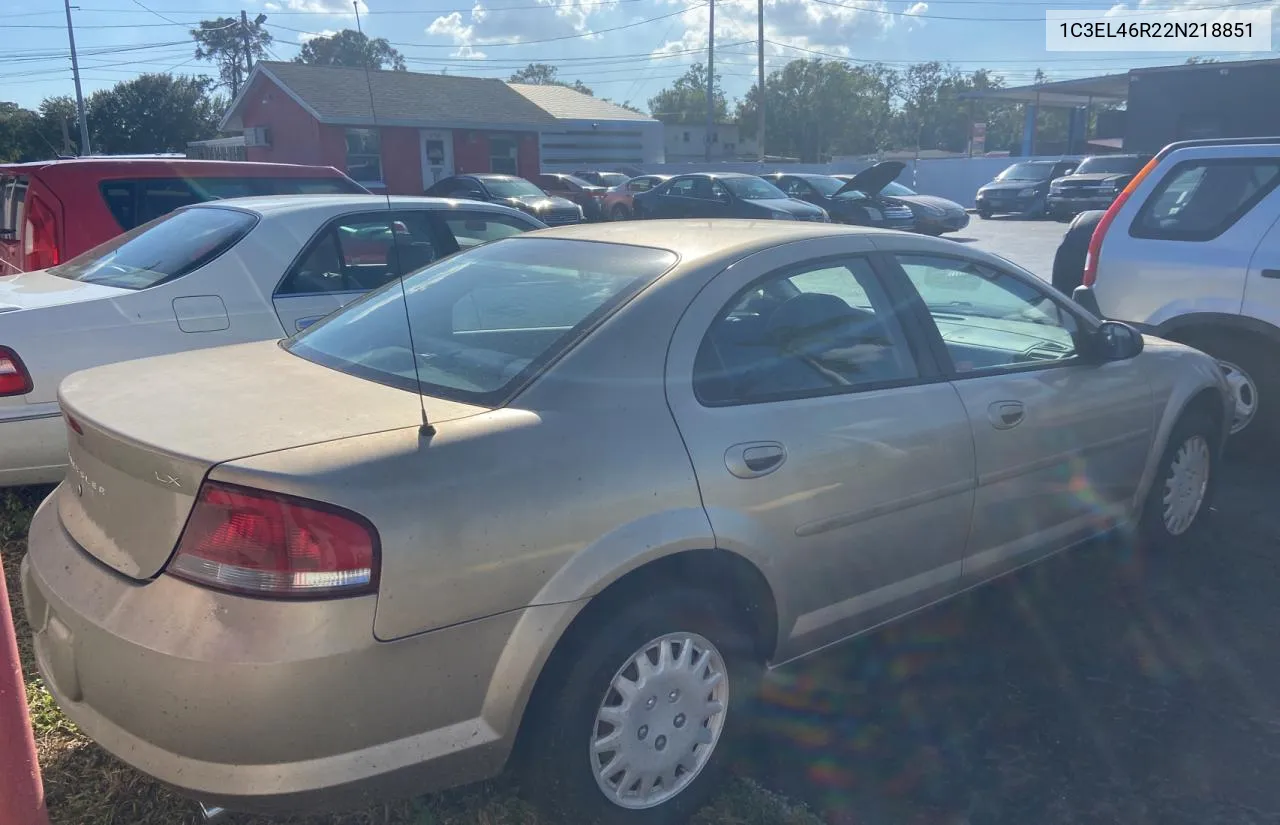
[2,485,824,825]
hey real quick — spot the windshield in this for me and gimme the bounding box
[1073,156,1145,175]
[996,163,1053,182]
[286,238,678,406]
[47,206,256,290]
[484,178,546,199]
[803,177,846,196]
[722,177,788,200]
[882,181,916,196]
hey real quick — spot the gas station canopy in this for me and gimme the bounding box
[960,72,1130,107]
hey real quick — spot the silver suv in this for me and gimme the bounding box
[1072,138,1280,451]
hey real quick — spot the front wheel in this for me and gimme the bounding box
[977,206,992,219]
[1138,410,1219,549]
[523,588,758,825]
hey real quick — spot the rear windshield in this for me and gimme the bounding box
[286,238,678,406]
[1073,156,1146,175]
[48,206,256,290]
[99,175,365,230]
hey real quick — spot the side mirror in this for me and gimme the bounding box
[1088,320,1144,362]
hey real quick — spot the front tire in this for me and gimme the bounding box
[977,206,992,219]
[523,588,759,825]
[1138,410,1219,549]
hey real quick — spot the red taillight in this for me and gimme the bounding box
[168,481,379,599]
[24,196,60,271]
[1082,154,1161,287]
[64,412,83,435]
[0,346,32,397]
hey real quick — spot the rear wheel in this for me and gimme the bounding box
[611,203,632,221]
[977,206,992,219]
[523,588,759,825]
[1138,410,1219,550]
[1177,331,1280,455]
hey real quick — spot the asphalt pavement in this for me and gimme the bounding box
[730,217,1280,825]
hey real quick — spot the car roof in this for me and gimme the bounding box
[0,158,342,175]
[185,194,524,218]
[519,219,900,262]
[764,172,830,180]
[671,171,756,179]
[468,173,522,181]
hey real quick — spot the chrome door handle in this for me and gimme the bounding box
[988,400,1025,430]
[725,441,787,479]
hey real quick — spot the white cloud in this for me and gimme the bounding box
[651,0,896,65]
[273,0,367,16]
[426,0,615,57]
[904,2,926,15]
[296,28,338,42]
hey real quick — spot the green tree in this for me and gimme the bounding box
[295,29,406,71]
[0,103,40,162]
[647,63,727,124]
[736,59,896,162]
[508,63,592,95]
[87,74,223,154]
[192,16,273,95]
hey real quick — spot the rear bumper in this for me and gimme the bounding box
[21,493,584,814]
[0,404,66,487]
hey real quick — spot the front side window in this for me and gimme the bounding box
[538,176,567,191]
[668,178,698,197]
[1131,158,1280,242]
[629,178,654,193]
[896,254,1079,374]
[694,258,919,405]
[48,206,256,290]
[779,178,811,198]
[287,238,677,405]
[345,128,383,184]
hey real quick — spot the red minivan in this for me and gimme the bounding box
[0,158,368,274]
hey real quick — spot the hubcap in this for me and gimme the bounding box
[589,633,728,809]
[1163,434,1211,536]
[1217,359,1258,434]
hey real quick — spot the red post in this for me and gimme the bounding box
[0,550,49,825]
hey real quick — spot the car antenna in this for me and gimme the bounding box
[354,0,434,437]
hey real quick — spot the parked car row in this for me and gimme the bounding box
[974,154,1153,222]
[14,205,1230,824]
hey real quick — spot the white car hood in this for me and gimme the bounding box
[0,270,130,312]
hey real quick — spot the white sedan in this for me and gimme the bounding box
[0,194,545,486]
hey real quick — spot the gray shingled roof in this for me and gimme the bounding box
[246,62,561,129]
[507,83,656,122]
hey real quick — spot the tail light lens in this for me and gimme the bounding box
[169,481,379,599]
[23,196,60,271]
[0,346,32,397]
[1082,154,1161,287]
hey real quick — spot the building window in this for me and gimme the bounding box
[490,135,519,175]
[345,128,382,184]
[712,132,719,144]
[683,131,690,143]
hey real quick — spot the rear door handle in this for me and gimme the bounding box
[725,441,787,479]
[988,400,1025,430]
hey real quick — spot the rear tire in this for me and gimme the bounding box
[523,588,760,825]
[977,206,992,219]
[1051,210,1104,296]
[1138,410,1219,550]
[611,204,631,221]
[1176,331,1280,457]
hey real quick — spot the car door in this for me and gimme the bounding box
[692,178,734,219]
[272,211,443,332]
[885,250,1153,584]
[665,239,976,662]
[656,176,698,217]
[779,176,821,207]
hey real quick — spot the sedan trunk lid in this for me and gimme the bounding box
[56,340,487,580]
[0,269,130,312]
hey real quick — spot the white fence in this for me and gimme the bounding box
[633,155,1072,207]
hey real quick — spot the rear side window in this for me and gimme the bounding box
[1131,158,1280,242]
[99,176,364,230]
[47,206,256,290]
[441,212,536,250]
[278,211,445,296]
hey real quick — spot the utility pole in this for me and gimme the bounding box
[705,0,715,163]
[241,10,254,72]
[757,0,765,162]
[63,0,91,156]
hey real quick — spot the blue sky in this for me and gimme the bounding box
[4,0,1276,112]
